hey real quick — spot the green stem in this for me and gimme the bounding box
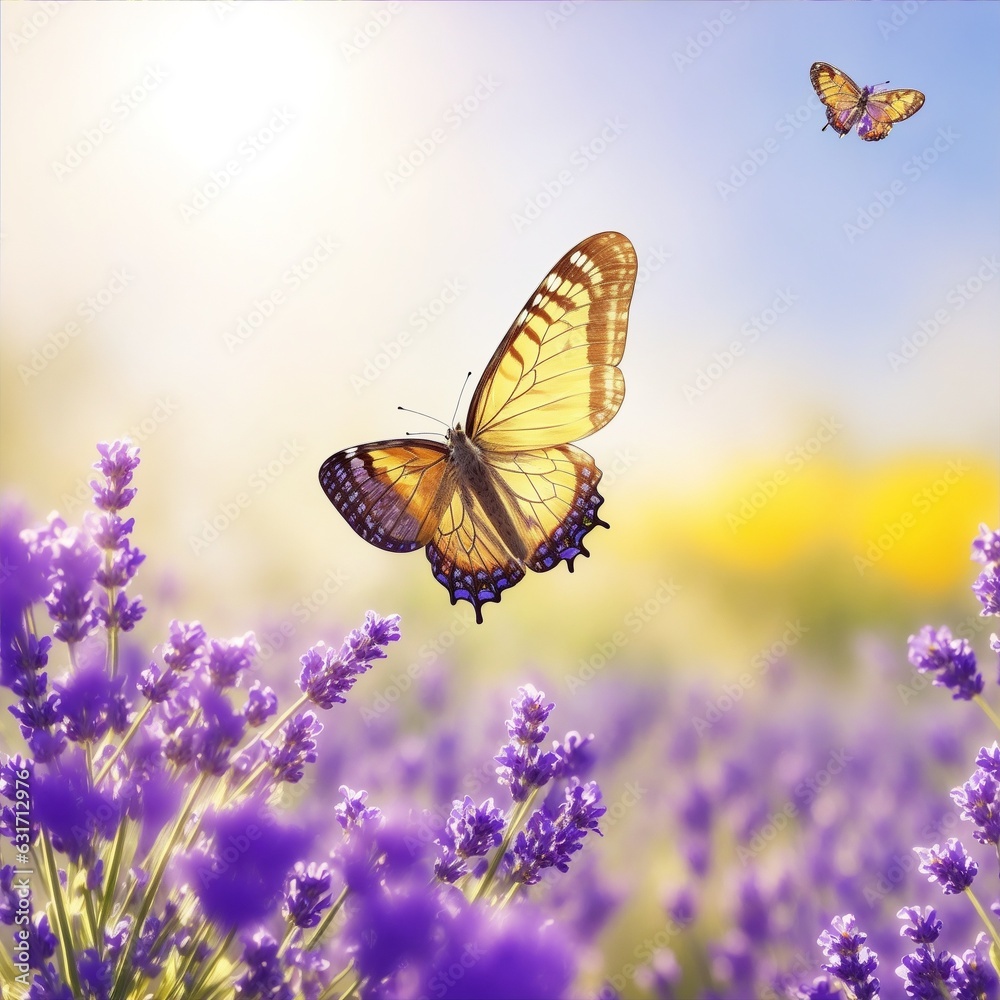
[471,789,539,904]
[98,818,130,931]
[95,698,156,785]
[185,925,236,998]
[112,771,208,997]
[966,885,1000,952]
[974,693,1000,730]
[40,831,82,996]
[305,885,349,951]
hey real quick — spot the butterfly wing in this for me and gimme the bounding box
[811,62,864,136]
[318,440,449,551]
[424,441,607,622]
[466,231,636,450]
[857,88,925,141]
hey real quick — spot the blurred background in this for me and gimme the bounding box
[2,2,998,995]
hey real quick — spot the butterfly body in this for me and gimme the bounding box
[810,61,924,141]
[320,232,636,623]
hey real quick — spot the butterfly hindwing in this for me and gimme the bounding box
[423,442,607,622]
[467,232,636,450]
[810,61,924,141]
[318,440,448,552]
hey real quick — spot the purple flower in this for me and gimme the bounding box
[243,681,278,726]
[33,751,119,864]
[235,930,292,1000]
[896,945,957,999]
[907,625,983,700]
[509,779,605,885]
[90,440,140,512]
[162,621,207,673]
[284,861,333,929]
[138,662,177,703]
[206,633,256,689]
[953,933,1000,1000]
[914,839,978,894]
[56,663,128,744]
[43,523,100,644]
[187,799,312,931]
[77,949,113,1000]
[897,906,941,945]
[434,796,505,882]
[951,767,1000,847]
[973,565,1000,616]
[972,525,1000,565]
[553,730,596,779]
[334,786,381,834]
[266,712,321,784]
[495,684,560,802]
[194,687,246,775]
[817,914,880,1000]
[297,613,399,709]
[976,742,1000,777]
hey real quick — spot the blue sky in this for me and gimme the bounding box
[1,1,997,629]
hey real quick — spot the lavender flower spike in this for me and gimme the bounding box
[914,839,978,895]
[907,625,983,701]
[817,914,880,1000]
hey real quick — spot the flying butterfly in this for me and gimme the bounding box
[810,61,925,141]
[319,232,636,623]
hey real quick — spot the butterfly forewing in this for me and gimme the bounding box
[319,441,448,552]
[467,232,636,450]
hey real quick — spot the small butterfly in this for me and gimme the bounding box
[810,61,925,141]
[319,232,637,623]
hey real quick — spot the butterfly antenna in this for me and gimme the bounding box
[451,372,473,428]
[397,405,449,429]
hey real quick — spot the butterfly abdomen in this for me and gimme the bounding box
[447,427,530,562]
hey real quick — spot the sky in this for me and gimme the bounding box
[1,1,997,661]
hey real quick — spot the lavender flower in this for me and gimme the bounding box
[907,625,983,700]
[817,914,880,1000]
[297,614,399,709]
[953,933,999,999]
[973,565,1000,616]
[284,861,333,929]
[951,765,1000,847]
[434,795,504,882]
[971,525,1000,565]
[914,839,978,894]
[495,683,560,801]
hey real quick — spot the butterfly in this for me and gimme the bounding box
[810,61,925,141]
[319,232,637,624]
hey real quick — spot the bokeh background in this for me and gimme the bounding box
[2,2,998,996]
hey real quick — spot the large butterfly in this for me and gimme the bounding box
[810,61,925,141]
[319,232,636,624]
